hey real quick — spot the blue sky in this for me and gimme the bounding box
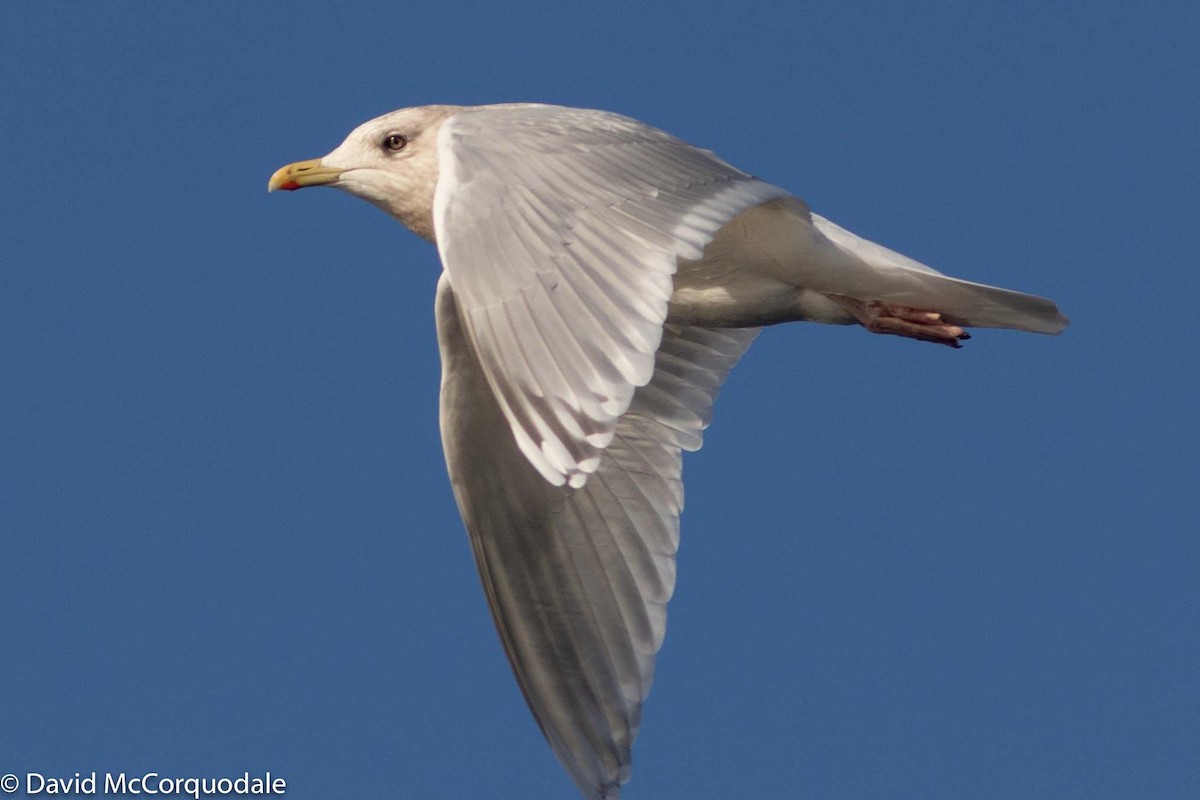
[2,2,1197,798]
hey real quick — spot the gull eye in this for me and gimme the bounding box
[383,133,408,152]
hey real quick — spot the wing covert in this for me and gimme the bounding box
[433,104,788,487]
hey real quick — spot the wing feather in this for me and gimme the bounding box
[433,104,789,487]
[437,275,757,799]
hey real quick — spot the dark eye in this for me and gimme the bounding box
[383,133,408,152]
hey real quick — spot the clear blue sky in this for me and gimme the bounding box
[2,2,1196,798]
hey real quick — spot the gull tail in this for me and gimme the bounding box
[807,212,1069,334]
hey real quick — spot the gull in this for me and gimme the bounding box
[269,103,1067,799]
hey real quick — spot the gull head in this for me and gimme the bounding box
[268,105,461,241]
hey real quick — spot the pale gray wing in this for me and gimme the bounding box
[436,275,758,800]
[433,103,789,489]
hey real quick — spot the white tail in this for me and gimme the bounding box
[809,214,1069,334]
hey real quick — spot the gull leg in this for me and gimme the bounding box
[824,293,971,348]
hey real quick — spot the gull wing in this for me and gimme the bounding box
[433,103,789,488]
[436,274,758,799]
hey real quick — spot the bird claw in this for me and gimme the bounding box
[825,294,971,348]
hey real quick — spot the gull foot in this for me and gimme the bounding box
[825,294,971,348]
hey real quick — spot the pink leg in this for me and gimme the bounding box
[825,294,971,348]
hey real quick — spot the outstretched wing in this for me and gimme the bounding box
[436,275,757,799]
[433,103,788,488]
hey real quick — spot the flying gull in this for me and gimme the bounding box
[269,103,1067,799]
